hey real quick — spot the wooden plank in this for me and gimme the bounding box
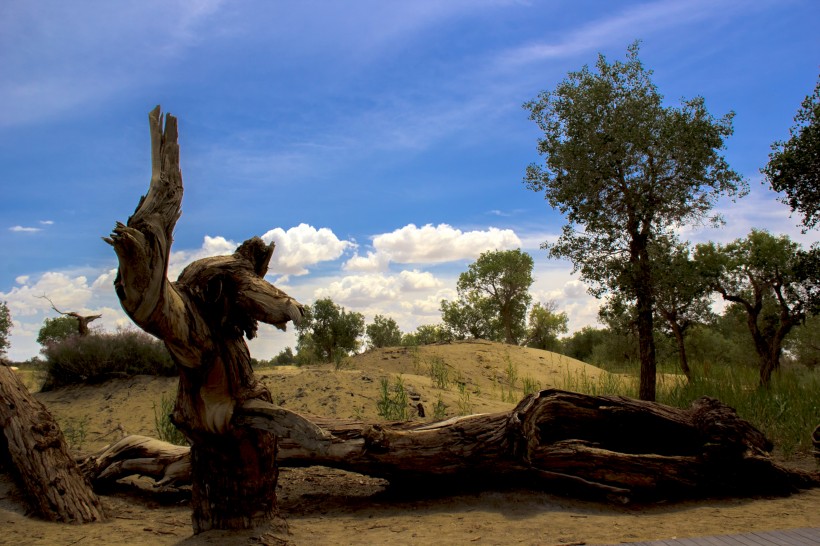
[748,530,799,546]
[613,528,820,546]
[692,537,726,546]
[779,528,820,545]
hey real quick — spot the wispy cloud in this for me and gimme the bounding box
[495,0,748,67]
[9,226,41,233]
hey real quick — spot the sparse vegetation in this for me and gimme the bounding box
[432,394,447,420]
[522,375,540,396]
[429,356,450,389]
[59,416,89,450]
[376,376,409,420]
[504,354,518,388]
[457,383,473,415]
[153,393,188,446]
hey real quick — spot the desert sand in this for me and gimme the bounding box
[2,340,818,545]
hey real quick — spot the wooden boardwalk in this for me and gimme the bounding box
[602,527,820,545]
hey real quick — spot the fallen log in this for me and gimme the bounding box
[80,389,819,503]
[0,364,105,522]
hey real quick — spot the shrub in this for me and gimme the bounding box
[42,328,175,389]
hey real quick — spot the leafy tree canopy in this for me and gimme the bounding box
[525,301,568,351]
[295,298,365,363]
[455,248,534,344]
[523,41,746,400]
[440,292,500,341]
[402,324,452,346]
[365,314,403,349]
[762,73,820,231]
[37,315,80,347]
[696,229,812,386]
[0,301,11,357]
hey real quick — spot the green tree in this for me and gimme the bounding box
[559,326,608,363]
[37,316,80,347]
[651,238,714,380]
[295,298,365,363]
[523,42,746,400]
[597,297,640,366]
[272,347,295,366]
[786,314,819,368]
[365,314,403,349]
[455,248,534,344]
[762,73,820,231]
[0,301,11,357]
[525,301,568,351]
[402,324,451,346]
[696,230,813,386]
[440,292,499,341]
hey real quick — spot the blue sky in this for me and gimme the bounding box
[1,0,818,361]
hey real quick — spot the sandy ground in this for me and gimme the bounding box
[2,340,818,545]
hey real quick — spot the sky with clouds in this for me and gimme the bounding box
[1,0,818,362]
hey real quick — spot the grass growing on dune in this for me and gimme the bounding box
[658,363,819,457]
[557,361,819,458]
[558,368,638,398]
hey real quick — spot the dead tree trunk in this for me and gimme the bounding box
[104,106,303,533]
[81,389,819,503]
[0,364,105,522]
[38,295,101,336]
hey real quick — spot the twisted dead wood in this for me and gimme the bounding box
[81,389,819,503]
[0,364,105,522]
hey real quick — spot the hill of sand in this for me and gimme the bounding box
[1,340,818,545]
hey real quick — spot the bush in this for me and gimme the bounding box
[42,328,175,389]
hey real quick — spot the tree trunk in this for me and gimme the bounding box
[81,389,819,503]
[0,365,105,523]
[632,233,657,401]
[667,319,692,381]
[104,106,303,533]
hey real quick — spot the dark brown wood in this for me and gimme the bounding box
[813,424,819,461]
[81,390,819,503]
[0,364,105,523]
[104,106,303,532]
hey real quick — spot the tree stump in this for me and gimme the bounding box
[0,364,105,523]
[104,106,303,532]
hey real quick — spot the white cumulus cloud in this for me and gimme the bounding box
[345,223,521,268]
[262,223,355,277]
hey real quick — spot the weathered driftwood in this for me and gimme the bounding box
[0,364,105,523]
[104,106,303,533]
[81,389,819,503]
